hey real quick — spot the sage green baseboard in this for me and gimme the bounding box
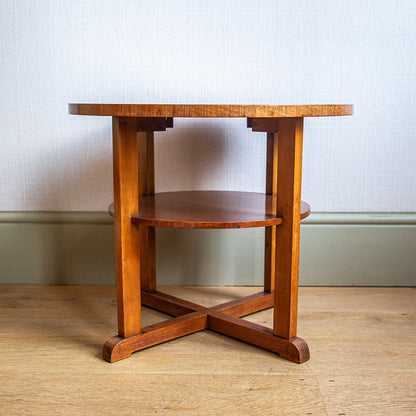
[0,212,415,286]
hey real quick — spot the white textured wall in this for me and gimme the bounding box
[1,0,415,212]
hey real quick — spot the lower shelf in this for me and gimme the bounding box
[108,191,311,229]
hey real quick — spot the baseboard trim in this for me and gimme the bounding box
[0,211,112,224]
[3,211,415,225]
[0,212,415,286]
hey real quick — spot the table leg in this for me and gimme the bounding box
[112,116,142,338]
[264,132,278,293]
[273,118,303,339]
[104,117,173,362]
[138,131,156,292]
[249,118,309,363]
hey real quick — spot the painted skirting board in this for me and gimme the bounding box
[0,212,415,286]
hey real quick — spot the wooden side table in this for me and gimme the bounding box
[69,104,353,363]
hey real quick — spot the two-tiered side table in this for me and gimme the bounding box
[69,104,353,363]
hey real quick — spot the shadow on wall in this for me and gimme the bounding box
[155,119,228,192]
[27,119,265,286]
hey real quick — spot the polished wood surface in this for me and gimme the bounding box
[112,117,142,337]
[104,311,208,363]
[2,285,414,416]
[138,130,156,292]
[132,191,310,229]
[107,191,310,229]
[105,288,308,363]
[264,131,278,292]
[69,103,353,118]
[273,118,304,340]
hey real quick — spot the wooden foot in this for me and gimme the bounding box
[103,311,208,362]
[103,290,309,364]
[208,310,309,364]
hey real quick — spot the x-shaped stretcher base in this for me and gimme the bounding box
[103,290,309,364]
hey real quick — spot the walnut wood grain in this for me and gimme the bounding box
[132,191,284,229]
[108,192,310,229]
[109,289,307,363]
[108,192,310,228]
[273,118,304,340]
[142,290,275,319]
[103,311,208,362]
[69,103,353,118]
[138,131,156,292]
[112,117,142,338]
[208,310,310,364]
[264,131,278,293]
[212,291,274,317]
[131,191,309,229]
[141,290,203,317]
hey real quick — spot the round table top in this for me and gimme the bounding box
[68,104,353,118]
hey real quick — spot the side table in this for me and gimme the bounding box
[69,104,353,363]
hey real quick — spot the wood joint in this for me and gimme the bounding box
[248,118,280,132]
[137,117,173,132]
[104,290,309,364]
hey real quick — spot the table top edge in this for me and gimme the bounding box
[68,103,353,118]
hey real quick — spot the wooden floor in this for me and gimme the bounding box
[0,285,415,415]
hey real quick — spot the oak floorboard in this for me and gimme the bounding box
[1,373,327,416]
[0,285,415,415]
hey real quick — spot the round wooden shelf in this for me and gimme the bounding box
[69,103,353,118]
[108,191,311,229]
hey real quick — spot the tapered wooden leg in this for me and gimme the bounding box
[138,131,156,292]
[264,132,278,293]
[112,117,142,338]
[273,118,304,339]
[139,226,156,292]
[106,117,174,361]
